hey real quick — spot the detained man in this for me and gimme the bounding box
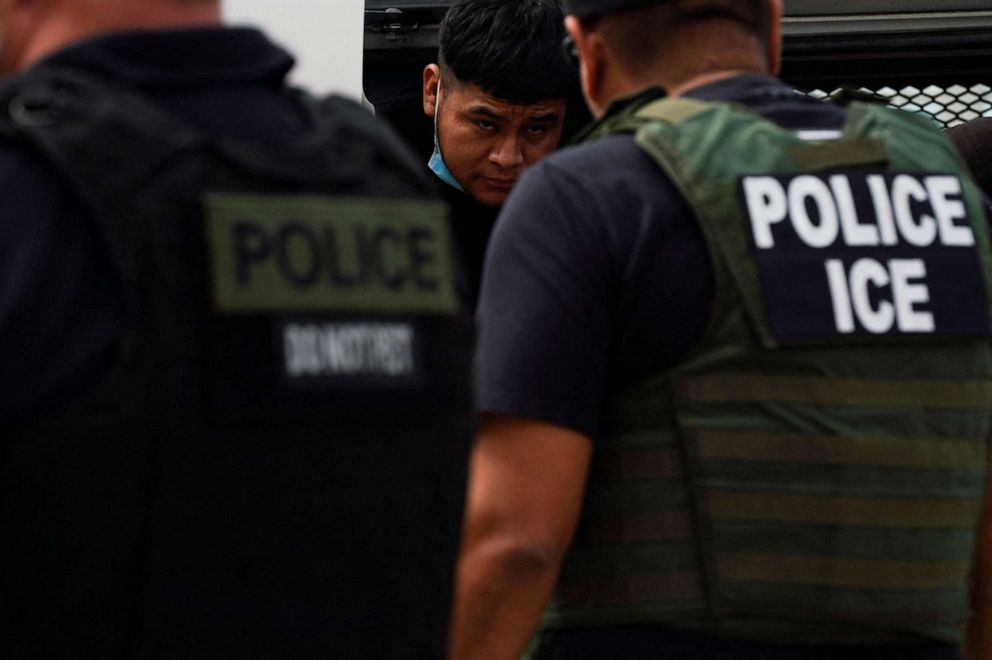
[422,0,576,305]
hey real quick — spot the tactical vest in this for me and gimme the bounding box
[543,97,992,646]
[0,67,472,659]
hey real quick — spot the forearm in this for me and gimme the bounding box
[449,536,563,660]
[965,451,992,660]
[965,607,990,660]
[448,415,592,659]
[965,538,992,659]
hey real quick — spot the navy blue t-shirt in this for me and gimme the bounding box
[0,27,309,426]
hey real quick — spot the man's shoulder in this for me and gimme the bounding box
[528,132,660,188]
[501,130,688,245]
[342,99,440,197]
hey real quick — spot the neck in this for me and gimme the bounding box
[666,69,761,98]
[15,1,221,72]
[606,26,769,106]
[595,63,763,118]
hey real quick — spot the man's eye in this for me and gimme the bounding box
[477,120,496,130]
[525,125,550,137]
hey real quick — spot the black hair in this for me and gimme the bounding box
[439,0,576,105]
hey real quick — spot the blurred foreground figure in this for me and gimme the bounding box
[0,1,471,658]
[452,0,992,658]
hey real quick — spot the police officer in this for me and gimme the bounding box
[451,1,992,659]
[0,1,470,658]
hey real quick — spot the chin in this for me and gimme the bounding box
[466,190,506,209]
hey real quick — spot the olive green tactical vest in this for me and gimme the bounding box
[543,97,992,646]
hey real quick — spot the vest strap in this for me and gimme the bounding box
[790,138,889,170]
[681,374,992,409]
[715,554,971,590]
[708,492,983,528]
[635,97,710,125]
[695,429,986,469]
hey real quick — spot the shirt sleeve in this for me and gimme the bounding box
[473,160,618,440]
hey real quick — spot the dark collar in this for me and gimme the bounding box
[684,73,800,104]
[34,27,295,89]
[572,86,667,143]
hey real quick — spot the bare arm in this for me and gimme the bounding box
[448,414,593,660]
[965,214,992,660]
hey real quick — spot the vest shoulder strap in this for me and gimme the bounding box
[634,96,710,125]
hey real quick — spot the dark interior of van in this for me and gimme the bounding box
[364,0,992,165]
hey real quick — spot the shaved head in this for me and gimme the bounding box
[597,0,772,82]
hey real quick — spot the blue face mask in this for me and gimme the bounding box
[428,79,466,193]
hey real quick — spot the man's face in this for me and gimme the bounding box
[426,72,566,208]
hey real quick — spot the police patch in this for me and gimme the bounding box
[204,194,457,315]
[279,319,424,389]
[738,171,990,341]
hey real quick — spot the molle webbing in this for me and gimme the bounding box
[546,97,992,646]
[675,369,989,640]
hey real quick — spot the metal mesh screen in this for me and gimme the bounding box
[809,84,992,128]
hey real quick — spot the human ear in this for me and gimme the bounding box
[422,64,441,118]
[766,0,783,75]
[566,16,606,119]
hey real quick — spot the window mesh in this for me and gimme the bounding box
[809,84,992,128]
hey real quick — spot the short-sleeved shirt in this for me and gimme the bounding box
[476,75,853,440]
[0,28,310,427]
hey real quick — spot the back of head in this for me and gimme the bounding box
[564,0,781,92]
[439,0,574,104]
[594,0,771,82]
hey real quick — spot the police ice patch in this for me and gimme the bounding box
[738,171,990,341]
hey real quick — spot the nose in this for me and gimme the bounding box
[489,134,525,169]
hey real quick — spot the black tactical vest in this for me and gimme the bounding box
[0,67,472,659]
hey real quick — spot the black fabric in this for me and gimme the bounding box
[476,75,847,439]
[0,28,310,427]
[438,180,500,309]
[0,28,470,660]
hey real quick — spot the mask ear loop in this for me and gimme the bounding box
[434,79,442,135]
[428,76,466,192]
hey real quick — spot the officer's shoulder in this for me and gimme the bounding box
[538,133,648,181]
[308,92,436,195]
